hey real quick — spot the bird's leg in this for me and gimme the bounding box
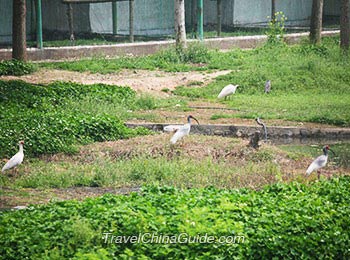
[317,171,321,180]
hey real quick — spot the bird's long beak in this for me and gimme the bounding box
[190,116,200,125]
[329,148,336,156]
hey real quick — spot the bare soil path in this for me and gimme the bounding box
[1,68,231,97]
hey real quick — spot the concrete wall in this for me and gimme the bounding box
[90,0,174,35]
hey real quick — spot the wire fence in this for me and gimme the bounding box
[0,0,341,48]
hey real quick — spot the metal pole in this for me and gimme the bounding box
[36,0,43,49]
[197,0,203,40]
[129,0,134,42]
[112,1,117,35]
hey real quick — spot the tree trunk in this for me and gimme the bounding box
[12,0,27,61]
[340,0,350,50]
[309,0,324,44]
[174,0,187,49]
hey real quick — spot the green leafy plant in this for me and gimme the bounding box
[0,80,150,157]
[1,177,350,259]
[266,12,287,46]
[0,59,36,76]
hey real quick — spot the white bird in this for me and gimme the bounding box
[264,80,271,93]
[218,84,239,99]
[170,115,199,144]
[163,125,181,133]
[2,140,25,173]
[306,145,335,178]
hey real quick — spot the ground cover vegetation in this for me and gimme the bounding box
[0,80,153,158]
[1,177,349,259]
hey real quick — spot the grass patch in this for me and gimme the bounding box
[1,177,350,259]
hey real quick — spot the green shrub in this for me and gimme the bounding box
[0,59,36,76]
[0,80,149,157]
[1,177,350,259]
[265,12,287,46]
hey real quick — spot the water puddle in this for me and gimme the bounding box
[278,141,350,169]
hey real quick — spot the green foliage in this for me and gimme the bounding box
[0,59,36,76]
[0,80,150,157]
[266,12,287,46]
[42,43,211,73]
[1,177,350,259]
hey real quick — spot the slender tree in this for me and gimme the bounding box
[12,0,27,61]
[174,0,187,49]
[340,0,350,50]
[309,0,324,44]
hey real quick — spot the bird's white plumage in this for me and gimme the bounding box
[170,123,191,144]
[218,84,238,99]
[306,154,328,175]
[2,142,24,172]
[163,125,181,132]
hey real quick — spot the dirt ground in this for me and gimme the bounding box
[1,68,231,97]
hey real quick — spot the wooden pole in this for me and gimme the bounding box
[66,3,75,41]
[271,0,276,23]
[217,0,222,37]
[129,0,134,42]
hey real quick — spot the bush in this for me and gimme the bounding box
[0,80,149,157]
[0,177,349,259]
[0,59,36,76]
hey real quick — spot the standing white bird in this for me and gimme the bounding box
[170,115,199,144]
[2,140,25,173]
[163,125,181,133]
[218,84,239,99]
[306,145,335,178]
[264,80,271,93]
